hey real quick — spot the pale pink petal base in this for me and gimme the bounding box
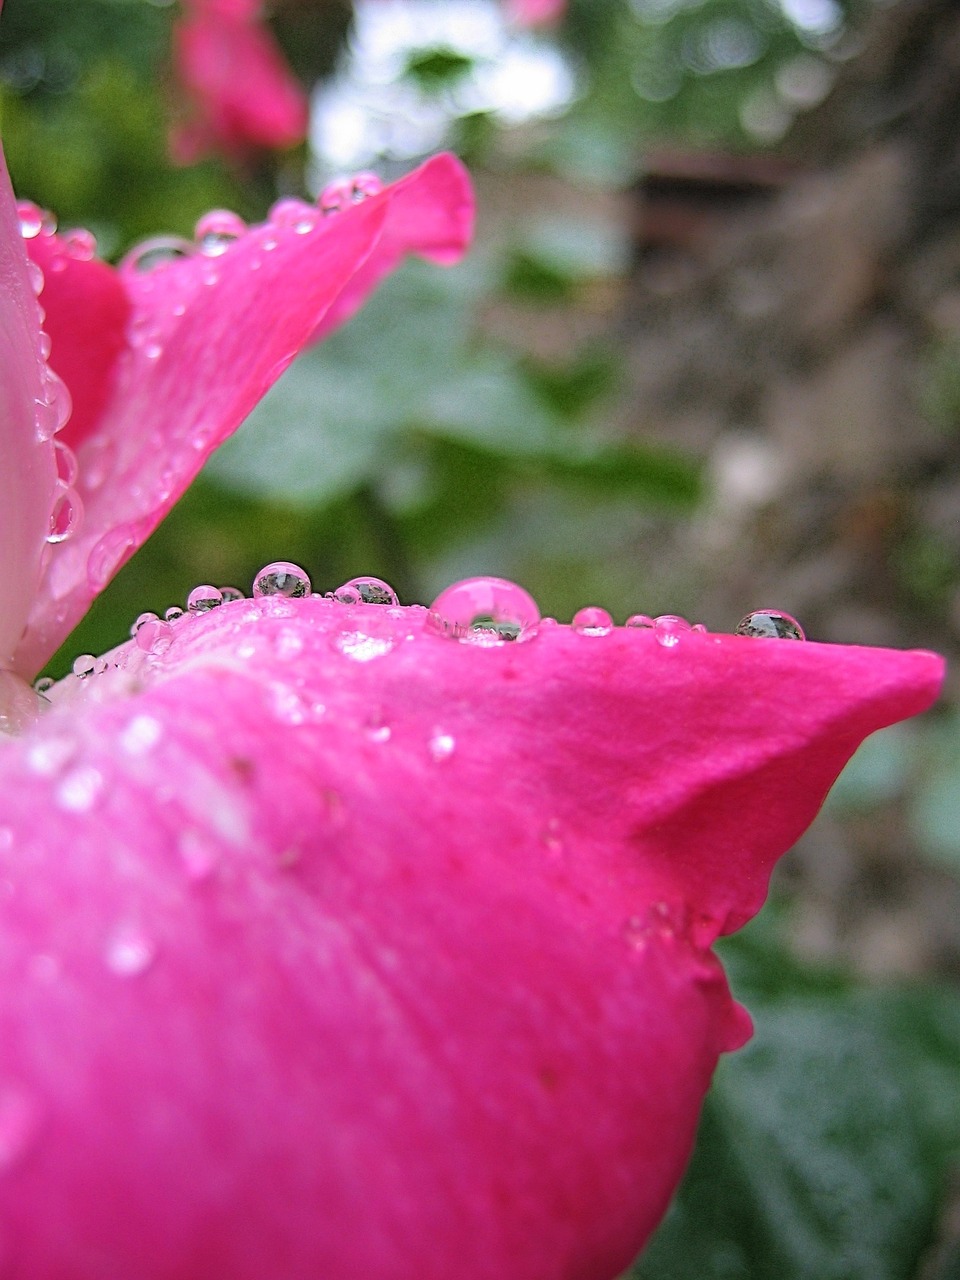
[0,606,942,1279]
[13,154,473,679]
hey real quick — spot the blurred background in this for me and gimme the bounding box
[2,0,959,1274]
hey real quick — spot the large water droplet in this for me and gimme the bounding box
[252,561,311,599]
[426,577,540,645]
[572,606,613,637]
[195,209,247,256]
[120,235,195,273]
[333,576,398,606]
[46,486,82,544]
[187,584,223,614]
[736,609,806,640]
[654,614,692,648]
[105,927,156,977]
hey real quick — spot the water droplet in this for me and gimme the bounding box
[164,605,185,622]
[252,561,311,599]
[692,622,709,634]
[219,586,244,602]
[269,197,317,233]
[56,765,104,812]
[654,615,692,648]
[736,609,806,640]
[625,614,655,629]
[35,370,72,441]
[350,171,384,201]
[16,200,47,239]
[572,606,613,637]
[333,576,398,606]
[26,735,76,777]
[119,714,162,756]
[46,486,82,544]
[195,208,246,256]
[53,440,78,487]
[25,257,43,294]
[33,676,55,696]
[105,927,155,977]
[0,1085,42,1173]
[426,577,540,645]
[428,729,456,762]
[187,584,223,613]
[135,619,173,654]
[318,178,354,215]
[38,330,52,359]
[61,228,96,260]
[130,611,158,637]
[72,654,97,679]
[120,235,195,273]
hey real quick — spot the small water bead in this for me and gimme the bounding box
[654,614,693,649]
[53,440,78,487]
[428,730,456,762]
[136,622,172,658]
[16,200,47,239]
[38,330,52,360]
[269,198,318,234]
[252,562,311,599]
[120,235,195,274]
[61,228,97,260]
[46,486,81,544]
[426,576,540,646]
[334,576,398,606]
[625,614,655,629]
[318,178,355,216]
[35,369,72,441]
[33,676,55,696]
[72,654,97,679]
[187,584,223,614]
[164,605,185,622]
[572,606,613,637]
[26,258,44,296]
[736,609,806,641]
[351,172,384,200]
[195,209,247,256]
[218,586,244,602]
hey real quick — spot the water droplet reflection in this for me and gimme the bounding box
[736,609,806,640]
[426,577,540,645]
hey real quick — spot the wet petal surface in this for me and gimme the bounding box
[0,602,942,1279]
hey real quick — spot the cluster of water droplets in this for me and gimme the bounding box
[16,200,84,548]
[119,171,386,280]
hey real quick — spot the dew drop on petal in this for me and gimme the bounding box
[654,614,692,648]
[625,614,655,629]
[120,235,195,273]
[72,654,97,680]
[35,370,72,442]
[334,576,398,606]
[187,584,224,614]
[26,258,44,296]
[130,611,159,637]
[61,228,97,260]
[736,609,806,640]
[318,178,354,215]
[136,619,173,654]
[426,577,540,645]
[38,330,52,360]
[164,606,185,622]
[350,171,384,201]
[53,440,78,487]
[572,606,612,637]
[428,730,456,762]
[46,486,82,544]
[16,200,45,239]
[195,209,246,256]
[269,197,318,233]
[252,562,311,599]
[105,927,155,977]
[33,676,55,696]
[56,765,104,813]
[219,586,244,602]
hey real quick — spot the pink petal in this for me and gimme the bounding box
[12,153,473,679]
[0,602,942,1278]
[504,0,567,25]
[170,0,308,163]
[0,168,57,669]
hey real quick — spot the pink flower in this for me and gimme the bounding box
[504,0,567,25]
[0,151,945,1276]
[170,0,309,163]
